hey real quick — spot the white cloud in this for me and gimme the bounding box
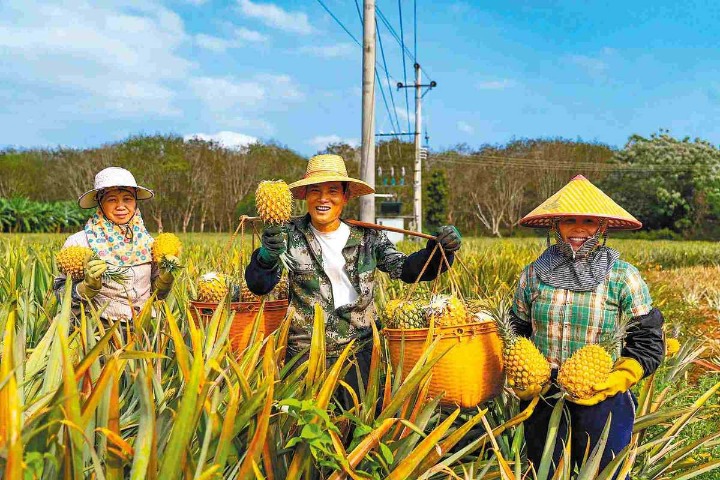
[190,74,303,113]
[236,27,267,42]
[185,131,258,149]
[195,28,267,52]
[238,0,314,35]
[308,135,359,150]
[395,106,415,124]
[0,0,191,116]
[195,33,232,52]
[298,43,355,58]
[457,121,474,134]
[476,79,515,90]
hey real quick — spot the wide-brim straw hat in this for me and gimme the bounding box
[288,154,375,200]
[520,174,642,230]
[78,167,154,209]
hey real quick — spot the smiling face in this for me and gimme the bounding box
[557,216,604,251]
[305,181,348,232]
[99,187,137,225]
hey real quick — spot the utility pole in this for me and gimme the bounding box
[359,0,376,223]
[398,64,436,234]
[413,63,422,233]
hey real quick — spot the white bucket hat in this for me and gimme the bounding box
[78,167,154,209]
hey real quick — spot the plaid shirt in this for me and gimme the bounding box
[512,259,653,369]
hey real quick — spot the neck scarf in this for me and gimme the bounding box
[84,208,153,267]
[533,221,620,291]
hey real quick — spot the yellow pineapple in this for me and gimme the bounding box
[256,180,292,225]
[197,272,229,303]
[666,338,680,357]
[466,299,494,323]
[557,321,628,399]
[152,233,182,273]
[558,344,613,399]
[494,308,551,391]
[384,299,427,329]
[241,284,261,302]
[56,246,94,280]
[427,294,468,327]
[56,246,128,284]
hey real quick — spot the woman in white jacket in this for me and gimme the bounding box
[53,167,176,327]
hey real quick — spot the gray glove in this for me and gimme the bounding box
[435,225,461,253]
[258,226,286,267]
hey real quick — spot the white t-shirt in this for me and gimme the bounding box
[310,222,359,309]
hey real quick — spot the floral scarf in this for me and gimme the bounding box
[84,208,153,267]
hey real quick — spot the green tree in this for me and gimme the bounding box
[424,169,448,233]
[601,132,720,235]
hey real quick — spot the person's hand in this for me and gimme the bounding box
[513,383,549,401]
[435,225,461,253]
[160,254,180,278]
[84,258,107,291]
[570,357,644,406]
[258,226,286,267]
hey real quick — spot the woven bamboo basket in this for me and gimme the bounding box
[384,322,504,408]
[189,299,288,353]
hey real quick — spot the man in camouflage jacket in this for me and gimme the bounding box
[244,154,461,398]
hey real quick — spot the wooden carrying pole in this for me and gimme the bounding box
[240,216,435,240]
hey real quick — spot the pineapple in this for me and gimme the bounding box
[426,294,468,327]
[56,246,128,284]
[666,338,680,357]
[256,180,292,225]
[241,284,261,302]
[466,299,494,323]
[197,272,229,303]
[558,344,613,400]
[57,246,94,280]
[557,321,628,400]
[494,308,551,391]
[384,299,427,329]
[152,233,182,273]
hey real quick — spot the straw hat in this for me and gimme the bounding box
[288,154,375,200]
[520,174,642,230]
[78,167,154,209]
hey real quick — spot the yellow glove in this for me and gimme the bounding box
[572,357,644,406]
[513,383,550,401]
[78,258,107,299]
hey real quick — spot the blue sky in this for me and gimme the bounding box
[1,0,719,156]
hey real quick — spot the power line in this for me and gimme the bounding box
[375,6,434,83]
[377,14,402,133]
[316,0,361,47]
[397,0,411,134]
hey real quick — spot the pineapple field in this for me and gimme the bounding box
[1,233,719,479]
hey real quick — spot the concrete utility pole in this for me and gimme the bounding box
[359,0,376,223]
[399,64,435,234]
[413,63,422,234]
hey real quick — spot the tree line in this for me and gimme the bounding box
[2,132,719,237]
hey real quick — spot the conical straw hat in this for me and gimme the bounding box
[520,175,641,230]
[289,154,375,200]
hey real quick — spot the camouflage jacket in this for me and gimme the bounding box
[245,214,452,355]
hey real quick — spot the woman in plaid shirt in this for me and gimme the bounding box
[509,175,664,478]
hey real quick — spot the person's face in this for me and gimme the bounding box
[100,187,137,225]
[557,216,603,251]
[306,181,348,232]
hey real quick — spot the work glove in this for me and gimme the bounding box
[513,383,550,401]
[571,357,644,406]
[155,254,179,293]
[435,225,462,253]
[79,258,107,299]
[258,226,286,267]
